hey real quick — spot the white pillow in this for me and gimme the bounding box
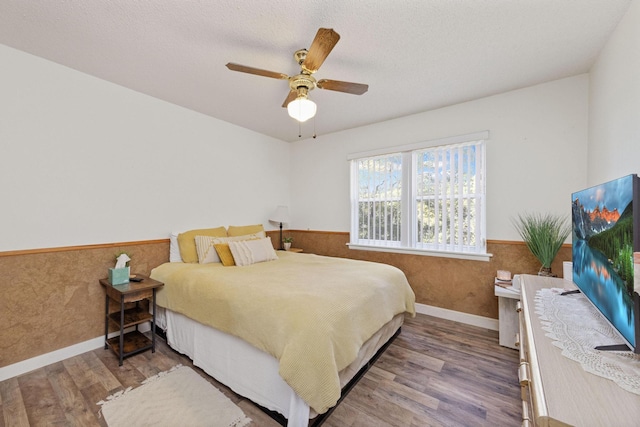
[228,237,278,266]
[195,235,222,264]
[169,232,183,263]
[195,231,266,264]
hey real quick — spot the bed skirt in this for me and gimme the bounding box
[155,307,404,427]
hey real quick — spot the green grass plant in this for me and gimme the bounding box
[513,212,571,270]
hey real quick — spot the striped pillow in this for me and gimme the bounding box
[228,237,278,267]
[195,232,266,264]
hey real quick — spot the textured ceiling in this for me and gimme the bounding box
[0,0,632,142]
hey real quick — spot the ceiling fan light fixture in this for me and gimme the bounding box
[226,28,368,128]
[287,95,317,122]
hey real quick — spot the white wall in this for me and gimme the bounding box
[0,45,290,252]
[12,13,633,250]
[589,0,640,185]
[290,75,589,241]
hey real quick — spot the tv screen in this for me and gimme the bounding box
[571,174,639,351]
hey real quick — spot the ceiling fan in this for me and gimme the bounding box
[226,28,368,122]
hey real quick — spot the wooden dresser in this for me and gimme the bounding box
[517,274,640,426]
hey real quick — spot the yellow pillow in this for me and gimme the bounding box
[214,243,236,266]
[227,224,264,237]
[177,227,227,263]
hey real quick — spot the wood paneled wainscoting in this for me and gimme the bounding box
[0,240,169,373]
[1,230,569,380]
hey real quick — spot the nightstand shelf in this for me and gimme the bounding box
[107,306,152,329]
[106,330,152,357]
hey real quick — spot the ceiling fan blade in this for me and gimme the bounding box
[282,90,297,108]
[225,63,289,80]
[301,28,340,74]
[317,79,369,95]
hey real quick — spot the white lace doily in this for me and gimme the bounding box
[535,288,640,395]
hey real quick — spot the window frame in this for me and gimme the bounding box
[348,131,491,261]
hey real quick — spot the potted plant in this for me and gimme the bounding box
[283,236,293,251]
[512,212,571,276]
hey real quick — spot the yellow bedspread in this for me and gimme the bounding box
[150,252,415,414]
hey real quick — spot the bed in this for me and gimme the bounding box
[150,232,415,426]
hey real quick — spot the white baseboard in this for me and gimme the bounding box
[0,336,104,382]
[0,323,150,382]
[415,302,499,331]
[1,307,495,382]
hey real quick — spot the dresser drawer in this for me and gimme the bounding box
[517,299,536,426]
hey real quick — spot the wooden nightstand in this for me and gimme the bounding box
[287,247,303,253]
[99,275,164,366]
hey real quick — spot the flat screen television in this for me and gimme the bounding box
[571,174,640,353]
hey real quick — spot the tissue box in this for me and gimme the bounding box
[109,267,130,285]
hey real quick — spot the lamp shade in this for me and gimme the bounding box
[287,97,317,122]
[269,205,290,224]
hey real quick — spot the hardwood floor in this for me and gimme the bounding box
[0,314,521,426]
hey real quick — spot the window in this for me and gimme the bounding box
[349,132,488,259]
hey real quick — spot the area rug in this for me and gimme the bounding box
[97,364,251,427]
